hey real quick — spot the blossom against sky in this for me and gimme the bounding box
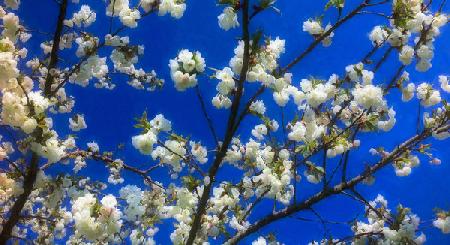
[2,0,450,244]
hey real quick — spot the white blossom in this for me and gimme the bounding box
[69,114,87,131]
[212,94,232,109]
[5,0,20,10]
[150,114,172,132]
[169,49,205,91]
[402,83,415,102]
[399,45,414,65]
[378,108,396,132]
[21,118,37,134]
[439,75,450,93]
[218,7,239,31]
[31,136,66,164]
[369,26,388,46]
[303,19,322,35]
[106,0,129,16]
[2,13,20,42]
[433,216,450,234]
[119,8,141,28]
[72,5,96,27]
[152,140,186,172]
[132,131,157,155]
[251,124,267,140]
[215,67,235,95]
[352,84,384,109]
[417,83,441,107]
[71,193,122,241]
[0,52,19,89]
[87,142,99,152]
[249,100,266,115]
[158,0,186,19]
[190,141,208,164]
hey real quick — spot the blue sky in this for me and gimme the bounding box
[14,0,450,244]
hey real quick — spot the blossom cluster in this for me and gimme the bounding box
[107,0,186,28]
[132,113,208,176]
[351,195,427,244]
[369,0,448,72]
[169,49,206,91]
[303,19,334,47]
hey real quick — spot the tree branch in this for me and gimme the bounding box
[43,150,163,188]
[49,9,157,97]
[185,0,251,243]
[0,153,39,243]
[0,1,69,242]
[43,0,69,97]
[281,1,372,74]
[232,86,265,134]
[225,123,449,244]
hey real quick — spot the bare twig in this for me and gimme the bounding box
[195,86,219,146]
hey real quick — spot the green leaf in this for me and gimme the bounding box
[182,175,200,192]
[218,0,238,6]
[260,0,276,9]
[392,0,415,29]
[134,110,151,132]
[251,29,264,55]
[325,0,345,10]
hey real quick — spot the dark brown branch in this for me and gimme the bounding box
[3,158,24,177]
[309,207,332,237]
[0,1,69,242]
[357,10,392,19]
[362,44,382,64]
[185,0,251,243]
[242,189,270,220]
[289,214,351,225]
[384,65,405,93]
[438,0,447,12]
[232,86,265,134]
[341,127,360,182]
[57,150,163,188]
[373,46,394,72]
[364,0,389,7]
[322,146,328,190]
[43,0,69,97]
[109,0,117,34]
[0,153,39,243]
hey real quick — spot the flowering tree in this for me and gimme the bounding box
[0,0,450,244]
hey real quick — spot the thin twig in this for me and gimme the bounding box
[195,86,219,146]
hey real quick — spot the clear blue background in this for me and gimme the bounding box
[14,0,450,244]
